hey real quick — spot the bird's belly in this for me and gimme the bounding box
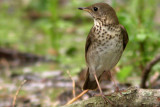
[88,38,123,79]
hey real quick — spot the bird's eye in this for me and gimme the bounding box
[93,7,98,11]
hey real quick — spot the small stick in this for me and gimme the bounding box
[150,72,159,87]
[12,80,27,107]
[141,54,160,88]
[66,70,76,98]
[66,89,89,105]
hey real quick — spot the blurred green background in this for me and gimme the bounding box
[0,0,160,106]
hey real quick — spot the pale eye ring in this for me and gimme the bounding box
[93,7,98,11]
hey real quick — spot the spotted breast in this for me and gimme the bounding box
[86,18,123,81]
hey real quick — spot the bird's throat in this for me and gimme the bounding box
[94,19,103,27]
[94,16,119,27]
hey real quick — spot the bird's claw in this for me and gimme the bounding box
[115,87,123,96]
[94,93,113,105]
[101,94,113,105]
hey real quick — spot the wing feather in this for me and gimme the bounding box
[85,28,94,63]
[120,25,129,50]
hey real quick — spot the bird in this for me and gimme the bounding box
[80,2,128,96]
[66,3,128,105]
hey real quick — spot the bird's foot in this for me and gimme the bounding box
[114,86,123,96]
[94,93,113,105]
[101,94,113,105]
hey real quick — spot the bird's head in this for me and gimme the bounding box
[78,3,119,25]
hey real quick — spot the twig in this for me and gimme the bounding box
[150,72,159,87]
[66,70,89,105]
[141,54,160,88]
[66,89,89,105]
[66,70,76,98]
[12,80,27,107]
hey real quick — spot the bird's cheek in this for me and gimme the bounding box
[91,13,97,19]
[88,13,94,18]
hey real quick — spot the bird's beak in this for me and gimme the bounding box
[78,7,91,13]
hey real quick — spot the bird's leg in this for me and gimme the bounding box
[108,71,121,94]
[93,72,113,104]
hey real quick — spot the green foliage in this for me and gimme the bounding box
[117,0,160,75]
[117,66,132,82]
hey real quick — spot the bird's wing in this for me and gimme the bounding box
[120,25,129,50]
[85,28,94,63]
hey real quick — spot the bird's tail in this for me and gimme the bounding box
[83,68,100,90]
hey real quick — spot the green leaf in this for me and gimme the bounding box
[117,66,132,82]
[136,33,147,42]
